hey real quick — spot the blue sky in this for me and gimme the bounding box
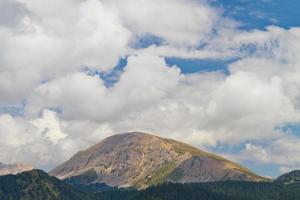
[124,0,300,77]
[114,0,300,177]
[215,0,300,29]
[164,0,300,75]
[68,0,300,177]
[1,0,300,177]
[182,0,300,177]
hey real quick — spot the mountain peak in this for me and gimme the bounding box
[50,132,267,188]
[275,170,300,185]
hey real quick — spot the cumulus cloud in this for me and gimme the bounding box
[0,110,68,168]
[31,110,67,144]
[0,0,232,104]
[0,0,130,104]
[0,108,117,169]
[103,0,223,46]
[25,48,300,147]
[205,71,296,144]
[0,0,300,174]
[229,135,300,174]
[0,0,29,28]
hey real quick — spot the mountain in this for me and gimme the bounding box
[0,169,94,200]
[0,162,33,176]
[50,132,267,188]
[274,170,300,185]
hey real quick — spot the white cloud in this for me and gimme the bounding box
[0,0,130,104]
[228,136,300,174]
[0,0,232,104]
[0,114,34,147]
[0,0,30,28]
[0,110,66,168]
[31,109,67,144]
[102,0,224,46]
[205,71,296,144]
[5,40,300,169]
[0,0,300,174]
[241,143,271,163]
[0,109,116,169]
[25,72,108,120]
[24,54,181,121]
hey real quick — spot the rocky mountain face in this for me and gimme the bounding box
[0,162,33,176]
[50,132,267,188]
[274,170,300,185]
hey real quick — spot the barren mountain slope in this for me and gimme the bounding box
[50,132,267,188]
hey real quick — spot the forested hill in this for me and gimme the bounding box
[0,169,94,200]
[96,181,300,200]
[1,169,300,200]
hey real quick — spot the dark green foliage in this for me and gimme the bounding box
[0,169,94,200]
[274,170,300,185]
[64,169,112,192]
[167,168,184,182]
[96,189,139,200]
[2,170,300,200]
[95,181,300,200]
[133,183,226,200]
[65,169,98,185]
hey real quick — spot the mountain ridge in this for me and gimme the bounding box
[50,132,268,188]
[274,170,300,185]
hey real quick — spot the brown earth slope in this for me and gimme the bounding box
[50,132,267,188]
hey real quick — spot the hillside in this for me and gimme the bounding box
[50,132,267,188]
[0,169,299,200]
[274,170,300,185]
[0,169,93,200]
[97,181,300,200]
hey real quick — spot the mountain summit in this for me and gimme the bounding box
[274,170,300,185]
[50,132,266,188]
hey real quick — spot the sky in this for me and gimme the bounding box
[0,0,300,177]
